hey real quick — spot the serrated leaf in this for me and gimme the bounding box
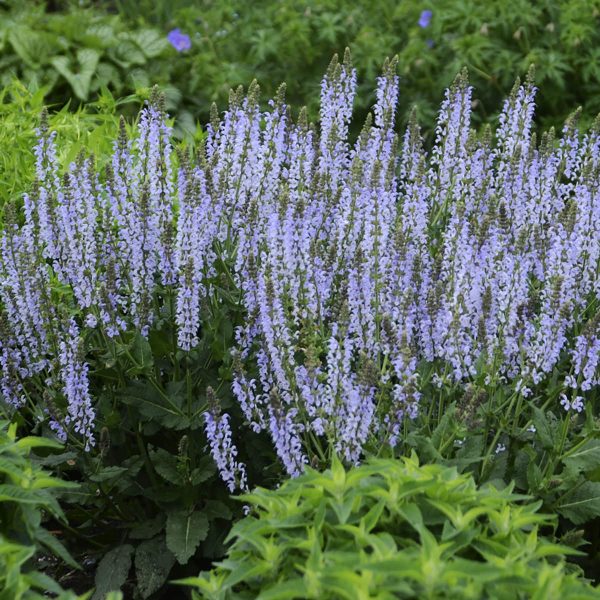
[134,536,175,599]
[166,510,209,565]
[130,332,154,373]
[0,484,46,504]
[0,456,26,480]
[90,466,129,483]
[26,570,65,595]
[557,481,600,525]
[532,407,558,451]
[14,436,65,452]
[148,446,183,485]
[204,500,232,521]
[130,514,166,540]
[563,440,600,473]
[92,544,133,600]
[34,451,78,467]
[119,382,189,429]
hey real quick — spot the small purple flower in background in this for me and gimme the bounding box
[419,9,432,28]
[426,39,435,48]
[167,28,191,52]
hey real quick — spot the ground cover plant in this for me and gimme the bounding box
[182,455,597,599]
[0,51,600,594]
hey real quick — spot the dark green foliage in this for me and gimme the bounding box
[4,0,600,136]
[28,282,277,598]
[0,420,81,599]
[181,455,599,599]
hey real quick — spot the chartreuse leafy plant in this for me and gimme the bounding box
[180,455,599,599]
[0,79,139,210]
[0,420,83,600]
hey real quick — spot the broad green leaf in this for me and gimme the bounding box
[563,440,600,474]
[131,29,170,59]
[0,484,46,504]
[129,332,154,374]
[204,500,233,521]
[134,536,175,599]
[557,481,600,525]
[130,514,166,540]
[257,578,309,600]
[148,446,183,485]
[51,49,100,101]
[26,570,65,595]
[166,510,209,565]
[92,544,133,600]
[7,26,49,68]
[119,382,189,429]
[90,466,129,483]
[532,407,558,451]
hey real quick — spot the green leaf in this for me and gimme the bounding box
[131,29,170,59]
[35,451,78,467]
[26,570,65,595]
[51,49,100,101]
[90,466,129,483]
[36,527,79,570]
[563,440,600,474]
[204,500,233,521]
[148,446,183,485]
[532,407,558,451]
[557,481,600,525]
[0,484,46,504]
[92,544,133,600]
[7,26,49,68]
[257,578,309,600]
[166,510,209,565]
[14,436,65,452]
[130,514,166,540]
[134,536,175,599]
[129,332,154,374]
[119,382,189,429]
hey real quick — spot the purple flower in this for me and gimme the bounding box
[419,9,432,28]
[167,28,191,52]
[203,388,247,492]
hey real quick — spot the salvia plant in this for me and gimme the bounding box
[180,454,599,599]
[1,50,600,487]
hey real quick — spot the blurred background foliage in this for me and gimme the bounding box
[1,0,600,142]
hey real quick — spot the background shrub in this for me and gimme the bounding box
[3,0,600,135]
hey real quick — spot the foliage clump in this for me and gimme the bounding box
[184,455,599,599]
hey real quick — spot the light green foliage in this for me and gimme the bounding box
[0,80,135,211]
[0,420,81,599]
[181,455,600,599]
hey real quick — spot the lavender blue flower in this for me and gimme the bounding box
[203,388,248,492]
[418,9,432,28]
[167,28,191,52]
